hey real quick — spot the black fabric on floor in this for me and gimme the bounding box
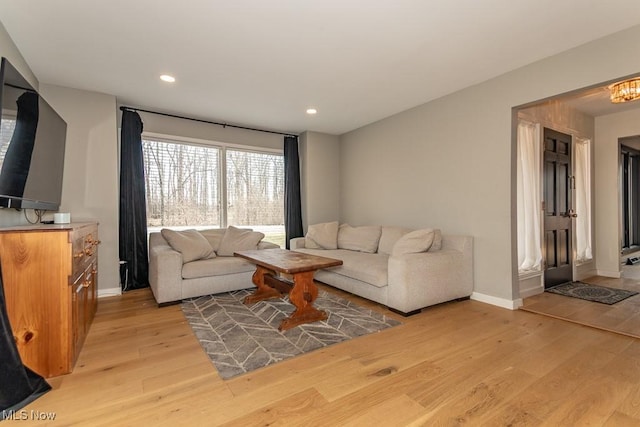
[0,264,50,419]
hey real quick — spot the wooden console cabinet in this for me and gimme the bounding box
[0,222,99,378]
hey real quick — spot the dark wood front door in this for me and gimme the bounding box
[543,128,573,288]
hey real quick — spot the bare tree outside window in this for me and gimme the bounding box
[142,138,285,247]
[226,149,284,228]
[143,138,221,228]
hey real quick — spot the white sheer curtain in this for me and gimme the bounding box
[517,120,542,273]
[574,137,592,263]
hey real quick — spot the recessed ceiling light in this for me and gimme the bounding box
[160,74,176,83]
[306,108,317,115]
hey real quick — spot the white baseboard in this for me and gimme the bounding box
[519,285,543,299]
[471,292,523,310]
[518,274,543,299]
[575,269,598,281]
[98,287,122,298]
[596,269,621,278]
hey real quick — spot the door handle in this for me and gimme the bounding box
[567,209,577,218]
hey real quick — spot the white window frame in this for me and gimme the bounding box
[142,131,284,230]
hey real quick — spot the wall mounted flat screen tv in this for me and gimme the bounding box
[0,57,67,211]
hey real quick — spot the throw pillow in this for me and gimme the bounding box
[217,226,265,256]
[337,224,382,253]
[198,228,227,252]
[161,229,215,263]
[378,226,411,255]
[391,228,435,256]
[305,221,339,249]
[430,229,443,251]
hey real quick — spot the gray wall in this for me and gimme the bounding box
[134,108,284,151]
[0,21,39,227]
[595,108,640,277]
[299,131,340,230]
[39,84,120,296]
[0,21,36,90]
[339,24,640,304]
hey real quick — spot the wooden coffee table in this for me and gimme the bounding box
[234,249,343,331]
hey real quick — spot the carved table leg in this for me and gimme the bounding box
[279,270,327,331]
[243,266,282,304]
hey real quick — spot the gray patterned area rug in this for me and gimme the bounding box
[181,289,401,379]
[547,281,638,305]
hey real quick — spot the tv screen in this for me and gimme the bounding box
[0,57,67,211]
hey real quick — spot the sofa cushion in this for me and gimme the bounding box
[337,224,381,253]
[198,228,227,252]
[305,221,339,249]
[258,241,280,249]
[182,257,256,279]
[217,226,265,256]
[295,248,389,288]
[161,229,215,262]
[378,226,412,255]
[379,227,442,254]
[391,229,435,256]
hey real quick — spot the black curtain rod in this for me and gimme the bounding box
[119,106,298,137]
[5,82,36,93]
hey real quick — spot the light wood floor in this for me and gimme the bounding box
[7,284,640,426]
[521,274,640,339]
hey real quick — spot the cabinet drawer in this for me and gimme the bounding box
[71,227,99,282]
[72,263,93,292]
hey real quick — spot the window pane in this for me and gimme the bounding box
[0,118,16,169]
[226,149,285,247]
[143,138,221,229]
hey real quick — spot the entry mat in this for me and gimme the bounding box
[547,281,638,305]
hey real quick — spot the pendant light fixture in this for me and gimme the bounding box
[610,78,640,103]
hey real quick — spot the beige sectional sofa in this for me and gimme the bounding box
[291,222,473,315]
[148,226,278,305]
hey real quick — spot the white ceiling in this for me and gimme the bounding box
[1,0,640,135]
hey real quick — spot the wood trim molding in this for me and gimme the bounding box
[470,292,523,310]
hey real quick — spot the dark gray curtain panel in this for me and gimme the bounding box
[119,110,149,290]
[284,135,303,249]
[0,264,50,419]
